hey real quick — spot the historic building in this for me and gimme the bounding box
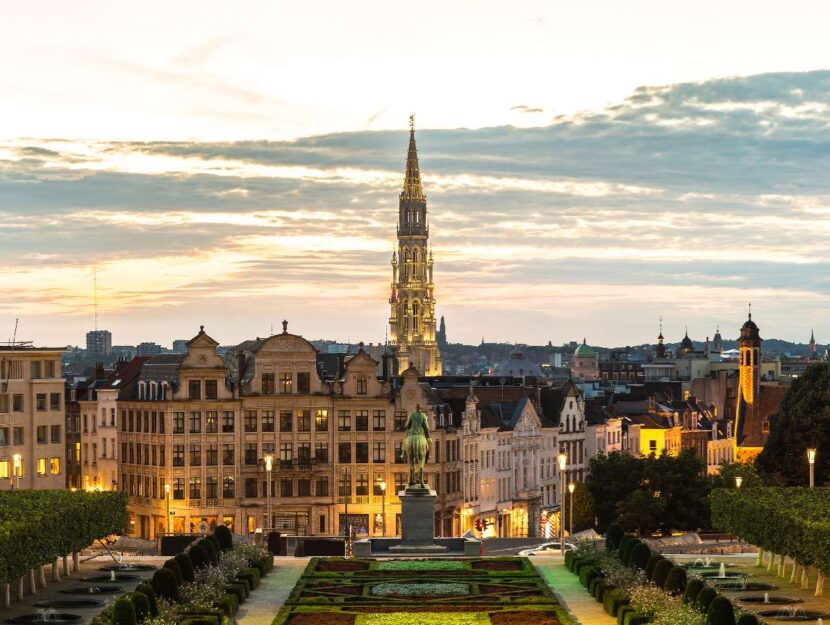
[0,345,66,490]
[570,339,599,380]
[388,117,442,376]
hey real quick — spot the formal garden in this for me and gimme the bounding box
[272,557,577,625]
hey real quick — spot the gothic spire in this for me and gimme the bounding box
[401,114,425,201]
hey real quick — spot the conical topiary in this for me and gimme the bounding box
[135,584,157,617]
[706,596,736,625]
[696,587,717,614]
[214,525,233,551]
[645,553,664,580]
[128,591,151,623]
[735,613,759,625]
[664,566,687,595]
[163,558,183,585]
[631,543,651,570]
[112,596,137,625]
[199,538,218,564]
[188,543,209,569]
[150,567,180,602]
[605,522,623,551]
[683,578,704,605]
[652,559,673,588]
[174,552,195,583]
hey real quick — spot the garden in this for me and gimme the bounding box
[272,557,577,625]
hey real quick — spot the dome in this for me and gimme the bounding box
[680,330,694,352]
[740,313,761,341]
[574,338,596,358]
[493,348,545,378]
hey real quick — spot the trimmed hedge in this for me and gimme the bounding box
[652,558,673,589]
[683,577,704,605]
[151,567,180,602]
[696,587,717,613]
[664,565,687,595]
[175,552,196,583]
[603,589,629,617]
[706,596,736,625]
[112,596,137,625]
[630,543,651,570]
[606,522,624,551]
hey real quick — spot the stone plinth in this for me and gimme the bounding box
[388,488,446,554]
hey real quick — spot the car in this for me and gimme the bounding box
[518,541,576,556]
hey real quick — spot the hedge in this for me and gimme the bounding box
[706,596,736,625]
[664,565,687,595]
[696,587,717,613]
[112,596,137,625]
[0,490,127,585]
[606,522,624,551]
[683,578,704,605]
[652,559,673,589]
[630,543,651,570]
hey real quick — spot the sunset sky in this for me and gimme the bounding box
[2,1,830,348]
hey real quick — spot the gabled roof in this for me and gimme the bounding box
[480,398,530,431]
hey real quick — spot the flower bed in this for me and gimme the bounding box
[370,582,469,596]
[375,560,465,571]
[304,557,536,577]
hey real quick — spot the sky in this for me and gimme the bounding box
[2,1,830,348]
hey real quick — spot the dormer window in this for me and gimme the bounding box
[138,381,146,400]
[356,376,368,395]
[149,381,158,401]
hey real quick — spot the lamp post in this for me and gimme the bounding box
[557,451,567,555]
[735,476,743,489]
[807,448,817,489]
[379,480,387,537]
[568,482,575,538]
[264,454,273,531]
[164,483,171,533]
[12,453,21,490]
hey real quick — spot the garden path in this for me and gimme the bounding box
[236,557,308,625]
[533,560,617,625]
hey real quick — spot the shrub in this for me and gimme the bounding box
[706,596,736,625]
[622,539,641,565]
[112,596,137,625]
[214,525,233,551]
[238,567,261,590]
[163,558,184,585]
[645,553,664,580]
[630,543,651,570]
[128,591,151,623]
[189,543,209,569]
[150,567,180,602]
[200,538,218,564]
[206,535,221,560]
[579,565,600,588]
[134,584,157,617]
[606,522,624,551]
[175,552,196,583]
[180,619,215,625]
[652,559,673,589]
[617,534,635,559]
[603,589,629,617]
[664,565,687,595]
[623,612,650,625]
[564,551,575,570]
[214,594,238,617]
[736,614,759,625]
[683,578,705,605]
[696,587,717,613]
[224,582,247,603]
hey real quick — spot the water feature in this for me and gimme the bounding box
[34,599,105,609]
[757,608,830,621]
[99,563,156,572]
[81,573,140,582]
[109,571,115,582]
[719,563,727,578]
[714,580,777,591]
[738,595,803,605]
[7,610,82,624]
[59,586,124,595]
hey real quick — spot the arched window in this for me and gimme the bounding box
[160,382,169,400]
[356,376,368,395]
[149,381,158,401]
[138,381,146,400]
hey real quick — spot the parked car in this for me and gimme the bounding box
[518,541,576,556]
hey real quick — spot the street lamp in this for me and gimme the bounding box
[12,453,21,490]
[264,454,273,531]
[557,451,568,555]
[164,483,171,533]
[807,448,817,489]
[735,476,743,489]
[379,480,387,537]
[568,482,575,538]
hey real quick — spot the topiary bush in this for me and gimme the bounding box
[128,591,151,623]
[683,578,704,605]
[151,567,180,602]
[163,558,184,585]
[736,614,759,625]
[652,558,673,589]
[622,538,641,566]
[617,534,634,559]
[199,538,218,565]
[135,584,157,618]
[112,596,137,625]
[205,535,221,560]
[174,552,196,583]
[696,587,717,614]
[630,543,651,570]
[238,567,261,590]
[214,525,233,551]
[645,553,664,580]
[189,543,209,569]
[623,612,650,625]
[606,522,624,551]
[664,565,687,595]
[706,595,736,625]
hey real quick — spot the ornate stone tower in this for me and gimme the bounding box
[655,317,666,358]
[388,116,442,376]
[738,310,761,407]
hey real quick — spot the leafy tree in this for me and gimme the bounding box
[585,451,645,531]
[617,488,666,535]
[757,363,830,486]
[711,462,769,490]
[570,482,596,532]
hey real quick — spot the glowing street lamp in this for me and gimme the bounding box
[735,476,743,489]
[379,480,387,537]
[557,451,568,555]
[12,453,21,490]
[264,454,274,530]
[568,482,575,537]
[807,448,817,489]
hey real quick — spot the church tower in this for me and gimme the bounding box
[655,317,666,358]
[809,330,817,356]
[388,116,442,375]
[738,310,761,408]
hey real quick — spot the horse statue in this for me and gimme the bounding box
[401,404,431,489]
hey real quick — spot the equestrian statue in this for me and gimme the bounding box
[401,404,431,490]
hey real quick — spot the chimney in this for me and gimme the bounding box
[95,362,106,381]
[115,356,128,372]
[382,353,392,381]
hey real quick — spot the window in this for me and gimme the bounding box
[373,442,386,463]
[0,461,8,479]
[298,478,311,497]
[44,360,55,378]
[12,395,23,412]
[355,442,369,463]
[31,361,41,379]
[394,411,407,432]
[279,410,292,432]
[244,410,257,432]
[245,478,258,498]
[205,379,218,399]
[649,440,657,452]
[338,443,351,463]
[222,411,234,432]
[223,444,234,465]
[314,409,328,431]
[373,474,386,496]
[244,443,258,465]
[188,380,201,399]
[173,445,184,467]
[0,428,7,446]
[190,444,202,466]
[395,473,407,493]
[356,474,369,496]
[189,477,201,500]
[355,411,368,432]
[315,441,328,463]
[338,411,351,431]
[356,376,368,395]
[223,477,235,498]
[262,411,275,432]
[206,476,218,499]
[50,393,60,410]
[50,425,61,443]
[261,372,275,394]
[394,442,404,464]
[205,411,218,433]
[173,412,185,434]
[37,457,47,475]
[0,395,6,413]
[338,473,351,497]
[297,372,310,394]
[37,426,47,444]
[189,412,201,434]
[280,478,293,497]
[280,372,292,394]
[316,476,329,496]
[13,427,23,445]
[373,410,386,431]
[298,442,311,464]
[280,442,292,462]
[297,409,310,432]
[36,394,46,411]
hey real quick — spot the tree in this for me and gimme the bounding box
[570,482,596,532]
[617,488,666,535]
[757,363,830,486]
[711,462,770,490]
[641,449,710,532]
[585,451,645,531]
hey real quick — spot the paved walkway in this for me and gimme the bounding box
[236,558,308,625]
[533,559,617,625]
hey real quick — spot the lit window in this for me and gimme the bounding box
[0,461,8,479]
[50,458,61,475]
[37,457,47,475]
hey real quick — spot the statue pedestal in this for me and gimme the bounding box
[388,488,447,554]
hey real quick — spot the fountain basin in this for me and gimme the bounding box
[714,581,777,591]
[99,564,156,572]
[59,586,124,595]
[81,574,140,582]
[738,596,803,605]
[683,562,735,570]
[699,571,746,579]
[757,609,830,621]
[7,614,83,624]
[34,600,105,609]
